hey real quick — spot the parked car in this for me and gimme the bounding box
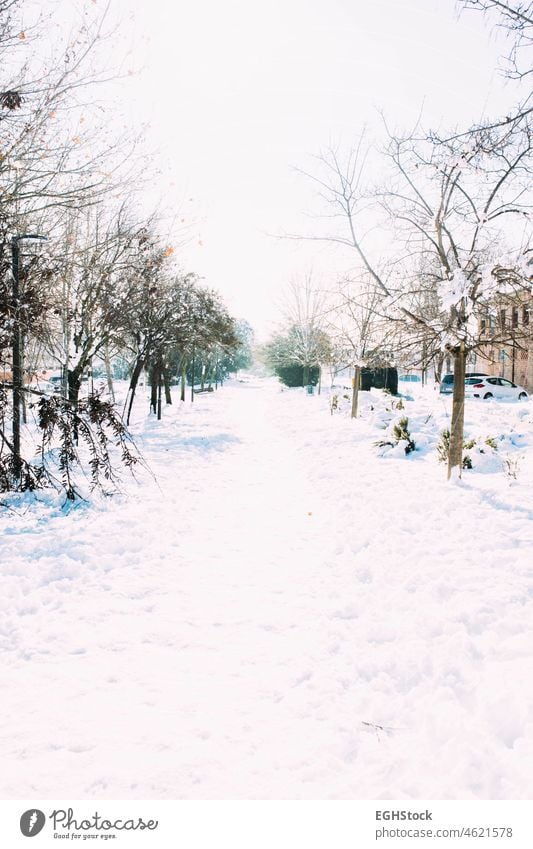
[465,376,528,401]
[45,374,64,393]
[398,374,421,383]
[439,372,489,394]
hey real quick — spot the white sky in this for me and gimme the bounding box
[114,0,519,339]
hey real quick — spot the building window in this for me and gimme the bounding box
[523,305,530,326]
[512,307,519,328]
[500,309,506,328]
[481,318,486,333]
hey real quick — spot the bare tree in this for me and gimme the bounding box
[457,0,532,80]
[300,116,531,476]
[277,273,332,386]
[324,274,389,415]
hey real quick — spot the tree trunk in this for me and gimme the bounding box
[67,367,84,445]
[434,353,445,384]
[149,362,158,414]
[447,343,466,480]
[125,356,145,425]
[351,365,360,419]
[317,365,322,395]
[157,369,163,420]
[104,342,115,403]
[180,362,186,402]
[67,368,82,405]
[303,364,309,387]
[163,368,172,405]
[421,339,427,387]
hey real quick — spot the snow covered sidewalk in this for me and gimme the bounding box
[1,378,533,799]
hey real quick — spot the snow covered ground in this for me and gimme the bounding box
[1,377,533,800]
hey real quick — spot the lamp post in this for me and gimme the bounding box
[11,233,48,484]
[191,339,195,403]
[190,305,205,403]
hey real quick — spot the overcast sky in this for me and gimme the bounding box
[116,0,518,339]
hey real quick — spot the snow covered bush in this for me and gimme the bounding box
[437,429,499,471]
[375,415,416,455]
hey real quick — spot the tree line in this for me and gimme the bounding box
[0,1,249,499]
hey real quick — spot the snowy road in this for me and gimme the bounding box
[1,379,533,799]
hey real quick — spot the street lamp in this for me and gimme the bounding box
[191,338,196,403]
[11,233,48,484]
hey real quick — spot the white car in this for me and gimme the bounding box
[465,376,528,401]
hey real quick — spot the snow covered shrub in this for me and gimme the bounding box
[437,429,449,463]
[462,453,473,470]
[392,417,416,454]
[384,392,406,414]
[437,429,472,469]
[437,431,499,470]
[375,416,416,455]
[330,394,339,414]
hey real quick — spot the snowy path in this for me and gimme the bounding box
[1,379,533,799]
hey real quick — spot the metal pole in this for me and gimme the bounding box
[191,341,195,403]
[157,363,162,420]
[11,237,22,483]
[10,234,47,485]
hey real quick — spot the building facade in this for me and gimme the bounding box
[475,295,533,391]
